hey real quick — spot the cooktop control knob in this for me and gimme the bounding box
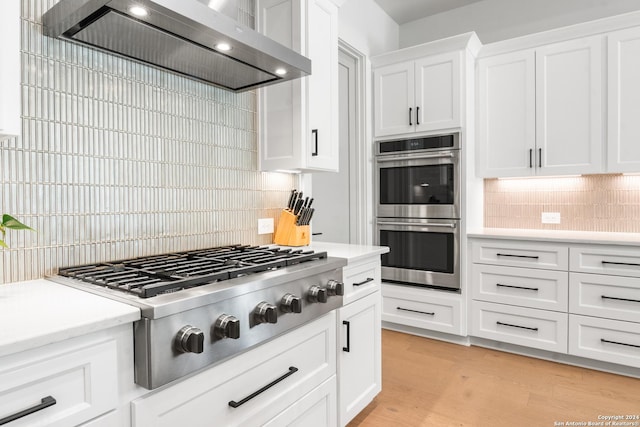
[176,325,205,354]
[326,279,344,296]
[280,293,302,313]
[214,314,240,339]
[254,302,278,324]
[308,285,328,303]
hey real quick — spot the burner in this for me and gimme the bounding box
[58,245,328,298]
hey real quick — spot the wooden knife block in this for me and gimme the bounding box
[273,210,310,246]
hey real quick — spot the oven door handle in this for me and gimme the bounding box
[376,221,457,229]
[376,152,455,162]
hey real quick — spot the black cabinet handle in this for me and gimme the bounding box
[496,321,538,332]
[0,396,56,425]
[529,149,533,168]
[409,108,412,126]
[602,260,640,267]
[496,283,539,292]
[343,320,350,352]
[311,129,318,156]
[538,148,542,167]
[601,339,640,349]
[601,295,640,304]
[228,367,298,408]
[416,106,420,125]
[397,307,434,316]
[311,232,323,236]
[496,253,539,260]
[353,277,374,287]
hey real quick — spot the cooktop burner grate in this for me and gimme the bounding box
[58,245,327,298]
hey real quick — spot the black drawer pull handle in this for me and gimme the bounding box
[228,367,298,408]
[343,320,351,352]
[529,148,533,168]
[496,321,539,332]
[0,396,56,425]
[397,307,434,316]
[409,107,412,126]
[602,260,640,267]
[496,283,539,292]
[311,129,318,156]
[416,106,420,125]
[354,277,374,287]
[538,148,542,167]
[601,295,640,304]
[601,339,640,349]
[496,253,540,260]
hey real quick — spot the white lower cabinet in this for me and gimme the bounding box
[131,312,336,427]
[569,315,640,368]
[263,377,337,427]
[0,335,118,427]
[338,291,381,426]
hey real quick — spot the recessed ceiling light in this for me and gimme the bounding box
[216,43,232,51]
[275,68,287,76]
[129,6,149,17]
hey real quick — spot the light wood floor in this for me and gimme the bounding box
[348,329,640,427]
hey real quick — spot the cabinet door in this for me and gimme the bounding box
[608,26,640,173]
[0,0,20,140]
[263,377,337,427]
[477,50,536,177]
[535,36,603,175]
[338,291,381,426]
[415,52,461,133]
[306,0,339,171]
[373,62,415,137]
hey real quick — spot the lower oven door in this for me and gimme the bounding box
[376,218,460,290]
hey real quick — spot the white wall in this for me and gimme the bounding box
[400,0,640,47]
[338,0,399,56]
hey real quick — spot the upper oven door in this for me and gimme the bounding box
[376,150,460,219]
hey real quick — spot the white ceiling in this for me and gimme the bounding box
[373,0,486,25]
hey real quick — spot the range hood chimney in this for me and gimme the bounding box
[42,0,311,92]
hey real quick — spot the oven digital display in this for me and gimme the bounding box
[379,230,454,274]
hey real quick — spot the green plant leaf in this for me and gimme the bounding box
[2,214,35,231]
[0,239,7,248]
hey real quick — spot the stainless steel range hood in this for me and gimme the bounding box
[42,0,311,92]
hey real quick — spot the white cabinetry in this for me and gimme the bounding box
[0,334,118,427]
[470,239,569,352]
[373,52,461,137]
[132,312,336,427]
[477,37,603,177]
[257,0,338,172]
[0,0,21,140]
[337,258,381,427]
[608,26,640,172]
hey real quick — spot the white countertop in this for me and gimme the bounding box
[0,279,140,358]
[303,241,389,264]
[468,228,640,246]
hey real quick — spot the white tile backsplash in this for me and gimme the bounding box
[0,0,296,283]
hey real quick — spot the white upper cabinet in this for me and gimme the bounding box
[257,0,339,172]
[0,0,21,140]
[608,26,640,173]
[477,36,603,178]
[374,51,461,138]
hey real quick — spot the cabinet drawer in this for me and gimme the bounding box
[569,273,640,323]
[569,315,640,368]
[132,312,336,427]
[0,339,117,427]
[382,284,463,335]
[472,264,568,311]
[472,239,568,270]
[343,260,381,305]
[570,245,640,277]
[470,301,568,352]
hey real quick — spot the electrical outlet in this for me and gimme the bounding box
[258,218,274,235]
[541,212,561,224]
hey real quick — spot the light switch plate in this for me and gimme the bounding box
[258,218,274,234]
[541,212,561,224]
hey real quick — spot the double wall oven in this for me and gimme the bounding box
[375,133,461,291]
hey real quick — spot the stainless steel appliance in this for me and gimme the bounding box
[376,218,460,290]
[375,133,461,290]
[49,245,345,389]
[42,0,311,92]
[376,133,460,219]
